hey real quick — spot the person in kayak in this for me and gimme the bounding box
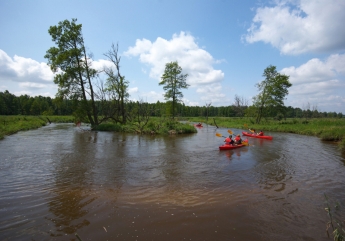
[224,135,234,145]
[257,130,264,136]
[249,129,257,135]
[234,134,242,144]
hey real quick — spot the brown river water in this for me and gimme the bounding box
[0,123,344,241]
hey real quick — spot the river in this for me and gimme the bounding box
[0,123,344,240]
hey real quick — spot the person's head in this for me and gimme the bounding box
[260,130,262,132]
[229,135,232,138]
[237,134,240,137]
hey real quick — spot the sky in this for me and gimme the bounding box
[0,0,345,113]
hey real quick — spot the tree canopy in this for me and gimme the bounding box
[159,61,189,118]
[44,18,98,126]
[252,65,292,123]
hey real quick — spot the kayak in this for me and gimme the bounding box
[242,131,273,140]
[194,124,203,127]
[219,139,248,150]
[219,143,246,150]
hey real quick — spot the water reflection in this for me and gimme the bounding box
[46,130,99,236]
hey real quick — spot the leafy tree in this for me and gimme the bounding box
[44,18,99,127]
[159,61,189,119]
[252,65,292,124]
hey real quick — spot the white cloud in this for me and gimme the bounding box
[124,31,224,86]
[19,82,47,89]
[282,54,345,112]
[245,0,345,55]
[0,49,54,83]
[91,59,113,71]
[196,83,227,104]
[281,54,345,85]
[128,87,138,94]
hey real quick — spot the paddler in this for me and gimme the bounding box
[234,134,242,145]
[224,135,234,145]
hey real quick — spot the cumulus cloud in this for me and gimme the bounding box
[196,83,227,104]
[281,54,345,86]
[91,59,113,71]
[281,54,345,111]
[0,49,54,83]
[245,0,345,55]
[124,31,224,86]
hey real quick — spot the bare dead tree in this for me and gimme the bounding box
[131,98,151,134]
[233,95,248,118]
[205,102,212,121]
[103,43,129,124]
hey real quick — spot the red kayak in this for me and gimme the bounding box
[219,143,247,150]
[242,131,273,140]
[194,124,203,127]
[219,140,248,150]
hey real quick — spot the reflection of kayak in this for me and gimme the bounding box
[194,124,203,127]
[219,140,248,150]
[242,131,273,140]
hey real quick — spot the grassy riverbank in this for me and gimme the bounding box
[0,115,75,140]
[92,117,197,135]
[0,115,196,140]
[187,117,345,150]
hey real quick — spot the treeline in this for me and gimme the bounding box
[0,90,343,119]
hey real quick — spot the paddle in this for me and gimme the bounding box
[244,124,255,133]
[216,133,227,138]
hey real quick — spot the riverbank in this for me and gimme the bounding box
[0,115,75,140]
[187,117,345,151]
[0,115,197,140]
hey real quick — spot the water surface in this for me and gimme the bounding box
[0,123,344,240]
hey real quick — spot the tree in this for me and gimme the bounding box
[252,65,292,124]
[102,43,129,124]
[159,61,189,119]
[205,102,212,121]
[233,95,248,118]
[44,18,98,127]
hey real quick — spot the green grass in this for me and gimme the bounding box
[95,117,197,135]
[0,115,75,140]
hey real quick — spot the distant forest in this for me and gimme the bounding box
[0,90,343,119]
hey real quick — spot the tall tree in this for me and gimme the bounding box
[159,61,189,119]
[253,65,292,124]
[44,18,98,127]
[102,43,129,124]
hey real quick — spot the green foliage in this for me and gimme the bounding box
[93,123,124,132]
[90,117,196,135]
[159,61,189,118]
[45,18,98,126]
[252,65,292,124]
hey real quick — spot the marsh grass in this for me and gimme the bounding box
[324,194,345,241]
[95,117,197,135]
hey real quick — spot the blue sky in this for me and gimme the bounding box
[1,0,345,113]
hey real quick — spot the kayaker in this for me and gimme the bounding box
[224,135,234,145]
[234,134,242,144]
[257,130,264,136]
